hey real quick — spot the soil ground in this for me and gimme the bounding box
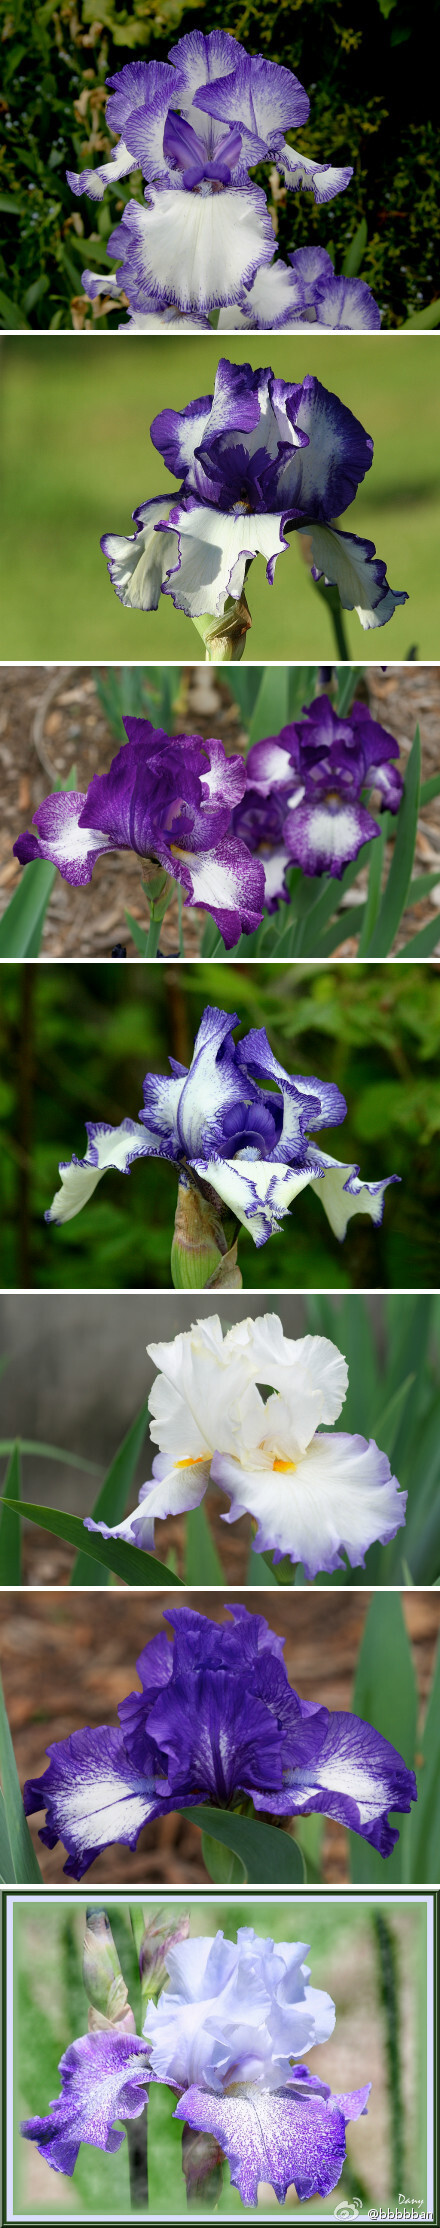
[1,664,439,955]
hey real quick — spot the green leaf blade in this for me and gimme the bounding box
[70,1394,151,1585]
[366,728,421,955]
[0,1669,43,1881]
[180,1806,305,1883]
[0,859,56,956]
[348,1595,417,1884]
[0,1441,22,1584]
[0,1499,181,1587]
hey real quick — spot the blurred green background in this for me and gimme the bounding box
[1,0,438,330]
[1,960,439,1290]
[1,334,438,661]
[14,1895,427,2217]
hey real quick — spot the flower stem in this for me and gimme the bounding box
[177,884,184,957]
[126,2105,149,2211]
[145,913,162,957]
[312,577,350,660]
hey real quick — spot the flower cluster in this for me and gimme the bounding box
[232,691,404,892]
[12,694,403,928]
[13,719,265,950]
[101,358,408,642]
[45,1001,398,1254]
[23,1603,416,1878]
[21,1925,372,2206]
[67,30,381,331]
[85,1311,407,1578]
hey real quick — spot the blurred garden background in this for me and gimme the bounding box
[1,0,438,330]
[13,1889,428,2212]
[1,335,439,662]
[0,959,439,1290]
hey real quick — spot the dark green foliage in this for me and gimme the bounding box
[1,0,438,327]
[0,961,439,1290]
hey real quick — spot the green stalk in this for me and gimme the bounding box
[312,577,350,660]
[145,914,162,957]
[372,1910,404,2196]
[126,2106,149,2211]
[177,885,184,957]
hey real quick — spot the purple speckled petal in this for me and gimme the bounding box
[21,2031,151,2176]
[284,793,379,877]
[13,792,114,886]
[105,59,183,136]
[174,2080,347,2205]
[166,831,264,947]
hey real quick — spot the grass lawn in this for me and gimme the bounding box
[1,333,439,662]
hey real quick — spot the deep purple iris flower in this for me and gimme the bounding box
[102,358,407,632]
[233,692,404,886]
[13,718,264,948]
[23,1605,416,1881]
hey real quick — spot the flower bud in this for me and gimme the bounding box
[83,1908,131,2025]
[192,591,251,664]
[139,1909,190,2002]
[171,1176,241,1290]
[139,858,175,919]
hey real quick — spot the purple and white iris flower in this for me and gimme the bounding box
[23,1603,417,1879]
[65,31,377,332]
[44,1001,399,1250]
[147,1928,370,2206]
[101,359,407,640]
[21,2031,151,2176]
[13,719,264,950]
[232,691,404,886]
[84,1312,406,1578]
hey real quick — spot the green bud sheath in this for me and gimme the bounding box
[171,1178,242,1289]
[191,591,251,663]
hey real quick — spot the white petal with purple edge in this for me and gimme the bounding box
[101,498,176,610]
[19,793,114,886]
[45,1121,149,1225]
[306,523,408,628]
[66,141,136,201]
[276,142,352,203]
[194,1158,314,1244]
[162,505,289,617]
[119,187,275,313]
[213,1429,406,1576]
[310,1152,399,1239]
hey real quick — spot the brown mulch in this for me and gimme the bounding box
[1,1586,438,1888]
[0,663,439,956]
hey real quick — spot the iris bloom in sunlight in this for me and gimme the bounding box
[101,359,407,647]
